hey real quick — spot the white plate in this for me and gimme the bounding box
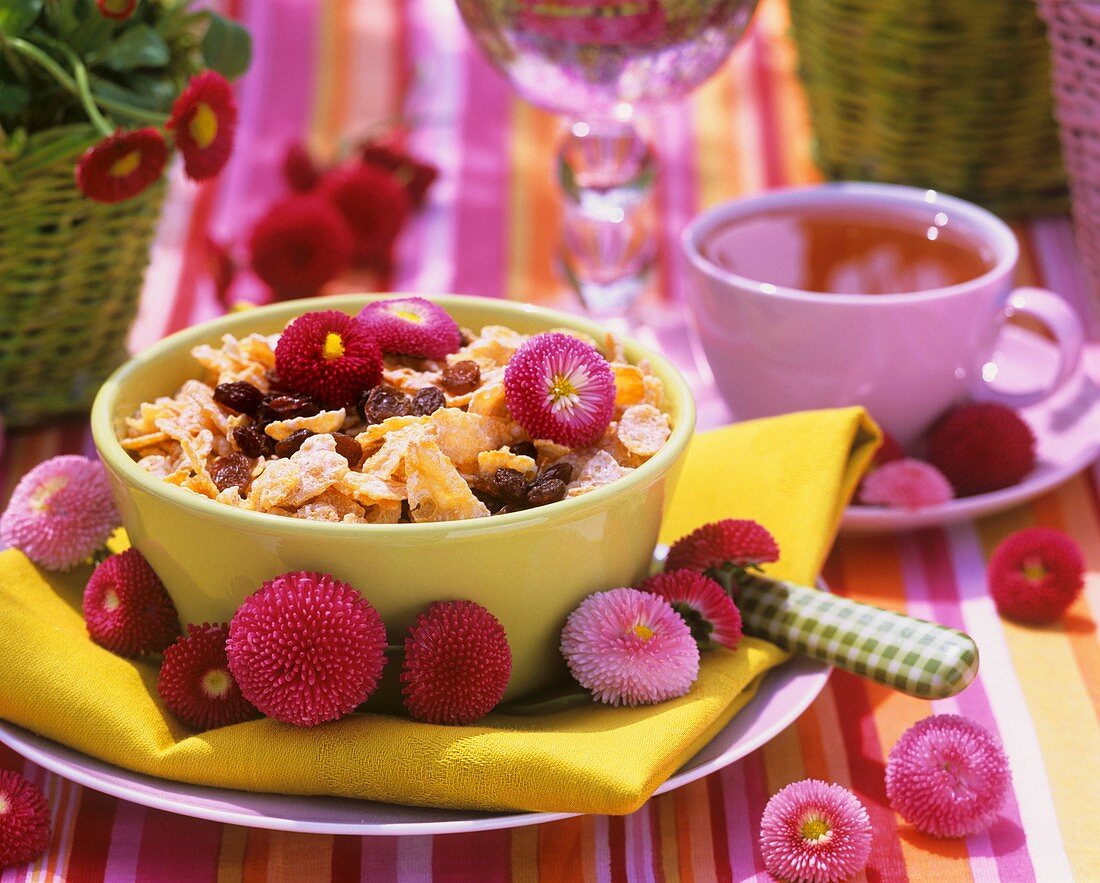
[0,587,829,836]
[843,325,1100,533]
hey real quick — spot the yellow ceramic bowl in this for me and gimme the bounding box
[91,294,695,702]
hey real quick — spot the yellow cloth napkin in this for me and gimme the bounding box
[0,407,878,815]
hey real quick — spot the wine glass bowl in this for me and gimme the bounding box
[457,0,759,313]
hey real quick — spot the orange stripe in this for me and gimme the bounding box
[974,499,1100,879]
[1031,480,1100,720]
[509,100,561,306]
[510,823,539,883]
[263,831,333,881]
[240,828,270,883]
[217,825,248,882]
[832,539,974,877]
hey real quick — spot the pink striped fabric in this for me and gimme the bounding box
[1,1,1099,880]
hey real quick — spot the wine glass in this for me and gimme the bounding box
[456,0,759,314]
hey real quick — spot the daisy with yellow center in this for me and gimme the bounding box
[168,71,238,181]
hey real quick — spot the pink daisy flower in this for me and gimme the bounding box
[560,587,699,706]
[886,714,1011,838]
[0,455,119,571]
[759,779,873,883]
[860,459,954,510]
[665,518,780,575]
[504,332,616,448]
[357,297,462,360]
[637,569,742,650]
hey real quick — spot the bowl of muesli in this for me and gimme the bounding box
[91,293,694,702]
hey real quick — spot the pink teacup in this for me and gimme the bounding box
[682,183,1085,446]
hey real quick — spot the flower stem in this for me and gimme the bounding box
[5,36,169,134]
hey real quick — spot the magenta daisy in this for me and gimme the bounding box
[759,779,873,883]
[560,587,699,706]
[504,332,616,448]
[637,569,742,650]
[0,769,51,870]
[886,714,1011,838]
[860,458,954,510]
[0,455,119,571]
[357,297,462,360]
[665,519,780,594]
[226,571,388,727]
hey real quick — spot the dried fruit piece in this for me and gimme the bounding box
[209,453,253,493]
[411,386,446,416]
[256,393,320,424]
[492,468,528,503]
[232,423,275,458]
[440,360,481,395]
[357,385,411,424]
[332,432,363,468]
[213,381,264,416]
[538,462,573,485]
[526,478,566,507]
[511,440,538,460]
[274,429,312,458]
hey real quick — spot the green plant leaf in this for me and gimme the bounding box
[90,74,174,113]
[0,83,29,118]
[97,24,170,72]
[0,0,43,37]
[201,13,251,80]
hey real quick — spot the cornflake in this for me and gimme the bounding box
[122,309,674,523]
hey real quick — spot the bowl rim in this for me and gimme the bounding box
[91,293,697,537]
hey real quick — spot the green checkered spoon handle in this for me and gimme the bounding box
[737,576,979,699]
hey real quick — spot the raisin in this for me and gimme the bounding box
[232,423,275,458]
[400,500,412,522]
[274,429,312,458]
[472,488,505,512]
[209,453,254,494]
[527,478,567,507]
[411,386,446,416]
[440,360,481,395]
[332,432,362,467]
[213,381,263,416]
[493,468,528,503]
[511,441,538,461]
[357,385,411,424]
[256,393,320,424]
[538,462,573,485]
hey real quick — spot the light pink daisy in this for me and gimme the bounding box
[504,332,616,448]
[859,458,954,510]
[0,455,119,571]
[560,587,699,706]
[886,714,1011,838]
[759,779,873,883]
[637,569,743,650]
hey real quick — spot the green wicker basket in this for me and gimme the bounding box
[0,125,166,427]
[788,0,1067,217]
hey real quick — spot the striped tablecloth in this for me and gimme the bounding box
[2,1,1099,880]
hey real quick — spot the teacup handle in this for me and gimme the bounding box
[974,287,1084,408]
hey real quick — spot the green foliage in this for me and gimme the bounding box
[0,0,251,138]
[202,13,251,80]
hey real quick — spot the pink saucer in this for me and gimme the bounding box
[844,325,1100,533]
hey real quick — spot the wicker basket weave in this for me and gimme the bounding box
[0,125,166,427]
[788,0,1068,217]
[1038,0,1100,326]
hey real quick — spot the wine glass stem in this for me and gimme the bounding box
[557,118,656,315]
